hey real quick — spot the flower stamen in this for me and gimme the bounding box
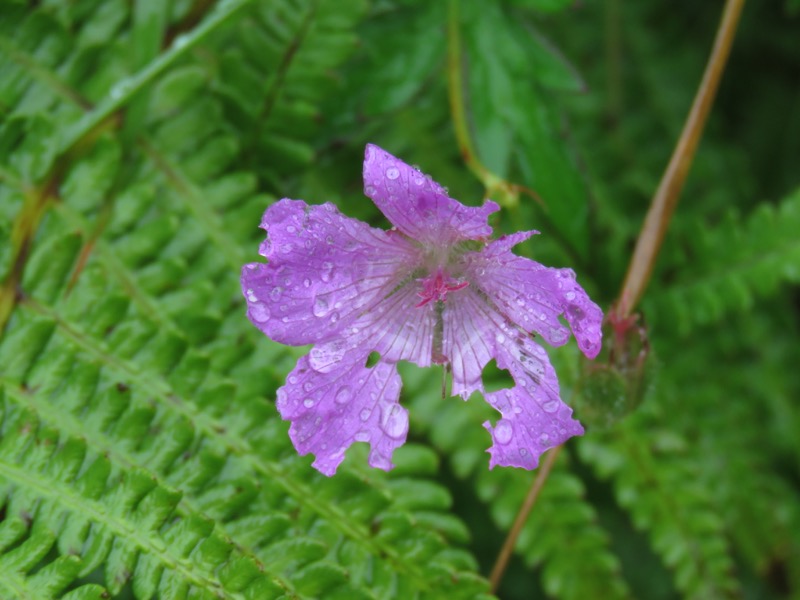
[415,268,469,307]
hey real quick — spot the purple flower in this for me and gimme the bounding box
[241,145,603,476]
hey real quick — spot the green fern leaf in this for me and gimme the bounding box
[649,187,800,335]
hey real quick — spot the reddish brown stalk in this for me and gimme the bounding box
[490,0,746,593]
[616,0,746,317]
[489,445,562,592]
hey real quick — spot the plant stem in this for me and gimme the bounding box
[616,0,746,317]
[489,445,562,593]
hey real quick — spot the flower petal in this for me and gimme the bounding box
[465,234,603,358]
[363,144,499,246]
[308,281,437,373]
[277,354,408,476]
[241,199,420,346]
[441,288,583,469]
[483,333,584,470]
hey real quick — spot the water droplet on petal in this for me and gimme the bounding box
[495,333,506,344]
[313,297,330,317]
[360,408,371,422]
[287,225,297,233]
[288,375,298,384]
[365,185,377,196]
[246,288,257,302]
[494,419,513,444]
[543,400,559,413]
[519,448,529,457]
[250,304,270,322]
[321,262,334,282]
[303,382,313,392]
[334,386,352,404]
[355,432,369,442]
[270,287,282,300]
[330,312,340,324]
[303,278,311,288]
[380,405,408,439]
[303,398,315,408]
[386,167,400,180]
[539,433,550,444]
[565,291,576,301]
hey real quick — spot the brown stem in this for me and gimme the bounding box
[616,0,746,317]
[489,445,562,593]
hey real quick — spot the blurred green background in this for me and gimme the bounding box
[0,1,798,599]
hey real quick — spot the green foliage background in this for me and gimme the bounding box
[1,0,798,598]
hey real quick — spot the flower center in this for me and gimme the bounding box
[415,268,468,307]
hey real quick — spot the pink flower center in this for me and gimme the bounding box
[415,268,469,307]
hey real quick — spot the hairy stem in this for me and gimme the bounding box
[490,445,563,592]
[616,0,746,317]
[446,0,543,209]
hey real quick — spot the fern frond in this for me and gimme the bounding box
[0,2,493,598]
[649,186,800,335]
[579,400,742,599]
[402,361,631,599]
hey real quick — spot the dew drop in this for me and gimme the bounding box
[330,312,340,324]
[109,79,132,100]
[386,167,400,180]
[249,304,270,322]
[380,405,408,439]
[539,433,550,444]
[359,408,371,422]
[287,225,297,233]
[321,262,334,282]
[494,419,513,444]
[303,278,311,288]
[519,448,529,457]
[245,288,257,302]
[542,400,559,413]
[303,382,313,392]
[334,386,352,404]
[270,287,282,300]
[370,453,392,470]
[365,185,376,196]
[495,333,506,344]
[355,432,370,442]
[565,291,576,301]
[281,316,289,323]
[288,375,298,384]
[172,33,190,49]
[303,398,315,408]
[313,296,330,317]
